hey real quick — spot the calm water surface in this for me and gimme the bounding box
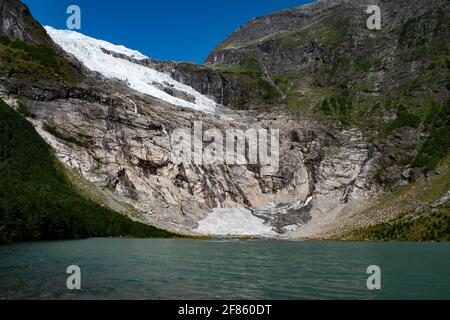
[0,238,449,299]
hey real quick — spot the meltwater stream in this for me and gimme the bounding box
[1,239,449,299]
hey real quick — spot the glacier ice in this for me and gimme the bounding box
[44,26,217,114]
[195,207,276,236]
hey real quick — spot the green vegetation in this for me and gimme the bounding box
[357,57,380,72]
[176,61,210,74]
[273,74,293,93]
[16,101,36,119]
[346,163,450,242]
[379,109,421,136]
[412,100,450,170]
[0,35,11,46]
[0,36,78,83]
[319,94,354,128]
[398,7,449,63]
[349,210,449,242]
[280,16,350,51]
[372,99,450,173]
[214,52,282,106]
[42,123,88,148]
[258,78,281,102]
[0,99,176,243]
[398,7,448,49]
[216,52,262,77]
[317,81,450,170]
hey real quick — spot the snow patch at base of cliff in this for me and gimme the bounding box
[45,26,217,114]
[195,208,276,236]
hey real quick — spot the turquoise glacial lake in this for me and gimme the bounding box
[0,238,449,299]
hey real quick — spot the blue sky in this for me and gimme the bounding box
[23,0,313,63]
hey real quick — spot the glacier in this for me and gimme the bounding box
[195,197,313,237]
[195,208,277,237]
[44,26,217,114]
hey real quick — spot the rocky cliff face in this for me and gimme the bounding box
[0,0,448,239]
[156,0,449,189]
[0,0,53,46]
